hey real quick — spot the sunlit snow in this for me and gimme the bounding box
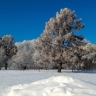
[0,70,96,96]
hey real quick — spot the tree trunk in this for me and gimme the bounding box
[5,63,8,70]
[84,59,92,70]
[85,64,91,70]
[58,62,62,72]
[0,65,1,70]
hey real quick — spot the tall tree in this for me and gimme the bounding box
[36,8,86,72]
[0,35,17,70]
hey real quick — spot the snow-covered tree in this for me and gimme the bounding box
[81,43,96,70]
[36,8,86,72]
[8,40,38,70]
[0,35,17,70]
[0,47,7,69]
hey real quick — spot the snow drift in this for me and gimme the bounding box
[2,76,96,96]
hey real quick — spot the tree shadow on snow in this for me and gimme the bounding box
[61,70,96,74]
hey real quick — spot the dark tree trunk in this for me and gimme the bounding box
[58,62,62,72]
[85,64,91,70]
[0,65,1,70]
[5,63,8,70]
[84,59,92,70]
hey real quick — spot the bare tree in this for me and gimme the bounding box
[36,8,86,72]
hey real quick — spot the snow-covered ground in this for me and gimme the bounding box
[0,70,96,96]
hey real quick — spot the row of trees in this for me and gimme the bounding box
[1,8,96,72]
[8,40,55,70]
[6,40,96,71]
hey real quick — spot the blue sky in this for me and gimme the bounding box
[0,0,96,44]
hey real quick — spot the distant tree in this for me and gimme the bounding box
[82,44,96,70]
[8,40,37,70]
[0,35,17,70]
[36,8,86,72]
[0,47,7,70]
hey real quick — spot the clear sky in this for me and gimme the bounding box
[0,0,96,43]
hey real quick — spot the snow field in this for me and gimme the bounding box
[0,70,96,96]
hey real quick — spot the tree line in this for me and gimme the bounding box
[0,8,96,72]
